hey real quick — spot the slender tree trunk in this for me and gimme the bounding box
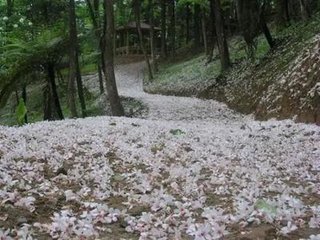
[86,0,105,94]
[260,16,274,48]
[22,85,28,124]
[133,0,153,80]
[135,2,153,71]
[277,0,290,26]
[70,0,87,118]
[168,0,176,56]
[160,0,167,57]
[148,0,158,73]
[75,50,87,117]
[98,64,104,94]
[201,10,209,56]
[299,0,310,20]
[186,3,191,44]
[43,85,53,121]
[259,3,274,48]
[104,0,124,116]
[213,0,231,71]
[207,0,216,63]
[68,0,79,118]
[47,62,64,120]
[194,3,201,48]
[14,90,19,105]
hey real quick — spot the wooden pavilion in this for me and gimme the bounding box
[115,21,161,56]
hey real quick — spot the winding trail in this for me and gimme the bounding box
[115,62,242,122]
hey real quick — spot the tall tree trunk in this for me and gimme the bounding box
[276,0,290,26]
[160,0,167,57]
[213,0,231,71]
[168,0,176,56]
[260,15,274,48]
[133,0,153,80]
[86,0,105,94]
[43,85,53,121]
[299,0,310,20]
[22,85,28,124]
[68,0,79,118]
[148,0,158,73]
[98,64,104,94]
[104,0,124,116]
[75,50,87,117]
[47,62,64,120]
[207,0,216,63]
[70,0,87,118]
[186,3,191,44]
[259,2,274,48]
[201,10,209,56]
[194,3,201,48]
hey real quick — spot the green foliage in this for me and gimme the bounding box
[15,98,27,126]
[178,0,208,7]
[170,129,186,136]
[115,0,133,25]
[255,199,277,216]
[0,29,67,109]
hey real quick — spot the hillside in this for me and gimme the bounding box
[145,13,320,124]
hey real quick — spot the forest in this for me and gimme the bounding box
[0,0,320,239]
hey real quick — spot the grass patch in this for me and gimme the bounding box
[145,55,221,96]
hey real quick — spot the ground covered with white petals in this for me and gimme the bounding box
[0,63,320,240]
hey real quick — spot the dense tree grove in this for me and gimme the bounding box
[0,0,319,123]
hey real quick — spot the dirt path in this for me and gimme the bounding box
[115,62,243,122]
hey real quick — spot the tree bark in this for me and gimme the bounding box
[299,0,310,21]
[75,50,87,118]
[70,0,87,118]
[160,0,167,57]
[213,0,231,71]
[148,0,158,73]
[86,0,105,94]
[98,64,104,94]
[207,0,217,62]
[46,62,64,120]
[201,9,209,56]
[259,2,274,48]
[276,0,290,26]
[133,0,153,80]
[194,3,201,48]
[104,0,124,116]
[43,85,53,121]
[68,0,79,118]
[22,85,28,124]
[186,3,191,44]
[168,0,176,56]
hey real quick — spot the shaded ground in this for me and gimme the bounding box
[0,62,320,240]
[144,15,320,125]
